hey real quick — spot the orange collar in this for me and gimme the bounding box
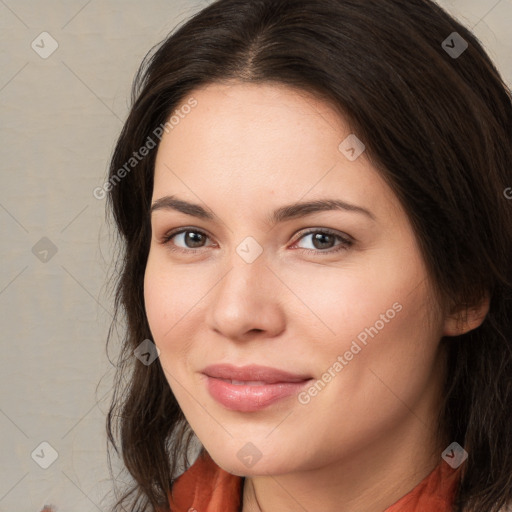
[167,450,462,512]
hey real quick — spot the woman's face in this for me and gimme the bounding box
[144,81,449,476]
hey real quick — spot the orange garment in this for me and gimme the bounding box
[166,449,462,512]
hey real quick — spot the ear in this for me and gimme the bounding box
[442,291,491,337]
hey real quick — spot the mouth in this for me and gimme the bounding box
[201,364,313,412]
[218,379,286,385]
[201,363,312,383]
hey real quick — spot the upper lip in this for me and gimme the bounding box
[202,364,312,384]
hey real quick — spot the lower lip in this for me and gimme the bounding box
[204,376,312,412]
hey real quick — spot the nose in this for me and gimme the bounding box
[205,250,287,341]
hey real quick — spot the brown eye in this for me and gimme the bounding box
[162,228,212,252]
[180,231,207,248]
[311,232,336,250]
[294,229,353,254]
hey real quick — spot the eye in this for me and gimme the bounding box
[160,228,213,253]
[160,227,353,256]
[292,228,353,255]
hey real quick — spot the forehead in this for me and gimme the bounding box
[155,80,349,168]
[152,81,403,226]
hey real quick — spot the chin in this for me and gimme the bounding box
[207,446,294,477]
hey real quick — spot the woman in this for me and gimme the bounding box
[104,0,512,510]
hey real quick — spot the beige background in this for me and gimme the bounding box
[0,0,511,510]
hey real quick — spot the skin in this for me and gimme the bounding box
[143,81,489,512]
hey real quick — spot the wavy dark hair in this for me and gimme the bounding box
[104,0,512,510]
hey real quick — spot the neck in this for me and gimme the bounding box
[241,407,448,512]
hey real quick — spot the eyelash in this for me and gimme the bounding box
[160,227,353,256]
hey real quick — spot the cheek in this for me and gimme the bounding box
[143,255,193,360]
[143,257,198,403]
[292,251,440,394]
[312,278,441,425]
[143,261,169,340]
[277,258,410,345]
[143,250,203,336]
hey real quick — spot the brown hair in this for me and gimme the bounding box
[105,0,512,510]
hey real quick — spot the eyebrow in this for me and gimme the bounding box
[150,195,376,224]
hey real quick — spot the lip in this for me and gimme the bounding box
[202,363,312,383]
[201,364,313,412]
